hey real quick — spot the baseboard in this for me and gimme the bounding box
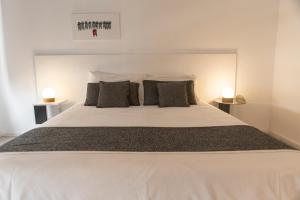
[0,133,18,137]
[269,131,300,150]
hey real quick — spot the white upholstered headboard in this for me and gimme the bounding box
[34,50,237,105]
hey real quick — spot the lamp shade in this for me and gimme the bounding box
[222,87,234,103]
[42,88,56,102]
[222,87,234,98]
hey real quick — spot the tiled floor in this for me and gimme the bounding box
[0,137,15,146]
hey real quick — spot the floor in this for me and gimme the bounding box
[0,137,15,146]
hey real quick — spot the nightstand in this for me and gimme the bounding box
[214,98,245,114]
[33,100,67,124]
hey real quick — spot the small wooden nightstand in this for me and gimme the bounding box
[33,100,67,124]
[214,98,245,114]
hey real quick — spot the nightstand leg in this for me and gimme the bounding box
[219,104,230,114]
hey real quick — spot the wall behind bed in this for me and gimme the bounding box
[35,53,237,106]
[0,0,279,135]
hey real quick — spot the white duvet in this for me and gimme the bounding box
[42,103,245,128]
[1,104,300,200]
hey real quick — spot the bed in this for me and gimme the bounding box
[0,103,299,200]
[1,52,299,200]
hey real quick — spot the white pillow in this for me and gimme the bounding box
[145,74,196,81]
[88,71,145,83]
[88,71,146,103]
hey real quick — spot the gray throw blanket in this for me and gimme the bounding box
[0,125,294,152]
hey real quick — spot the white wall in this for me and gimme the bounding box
[0,0,279,135]
[271,0,300,145]
[0,0,13,136]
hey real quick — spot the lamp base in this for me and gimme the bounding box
[43,98,55,103]
[222,97,234,103]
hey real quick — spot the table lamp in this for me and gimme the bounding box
[222,87,234,103]
[42,88,56,103]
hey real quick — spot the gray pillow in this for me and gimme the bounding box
[143,80,197,105]
[84,83,99,106]
[157,82,190,107]
[129,82,140,106]
[143,80,159,105]
[186,80,197,105]
[97,81,130,108]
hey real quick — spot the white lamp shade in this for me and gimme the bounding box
[222,87,234,98]
[42,88,56,99]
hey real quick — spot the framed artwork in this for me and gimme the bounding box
[72,13,121,40]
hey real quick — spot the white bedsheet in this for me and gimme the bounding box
[43,103,245,128]
[1,104,300,200]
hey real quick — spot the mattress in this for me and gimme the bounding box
[0,103,299,200]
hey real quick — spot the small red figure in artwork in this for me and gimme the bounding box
[92,29,97,37]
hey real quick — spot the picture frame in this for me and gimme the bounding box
[72,12,121,40]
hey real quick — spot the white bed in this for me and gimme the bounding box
[0,103,300,200]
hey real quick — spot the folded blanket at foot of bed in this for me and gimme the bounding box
[0,125,294,152]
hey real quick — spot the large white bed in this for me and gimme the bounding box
[0,103,300,200]
[0,52,299,200]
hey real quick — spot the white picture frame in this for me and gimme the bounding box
[72,13,121,40]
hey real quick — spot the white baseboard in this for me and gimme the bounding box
[269,131,300,150]
[0,133,18,137]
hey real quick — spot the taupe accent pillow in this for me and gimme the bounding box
[186,80,197,105]
[97,81,130,108]
[129,82,140,106]
[84,83,99,106]
[143,80,159,105]
[143,80,197,105]
[157,82,190,107]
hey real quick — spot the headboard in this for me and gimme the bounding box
[34,50,237,106]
